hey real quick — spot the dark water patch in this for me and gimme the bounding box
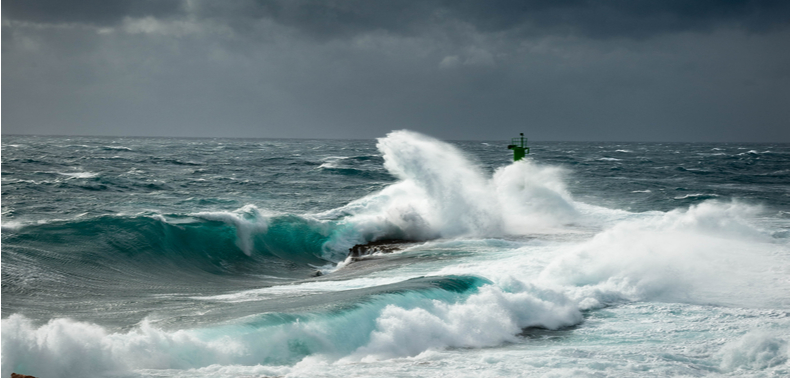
[348,155,383,163]
[166,159,204,166]
[519,324,579,341]
[319,167,394,180]
[76,183,110,191]
[176,197,239,206]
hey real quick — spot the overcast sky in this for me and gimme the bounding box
[2,0,789,142]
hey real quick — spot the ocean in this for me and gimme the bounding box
[2,130,789,378]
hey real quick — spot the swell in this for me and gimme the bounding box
[1,212,336,290]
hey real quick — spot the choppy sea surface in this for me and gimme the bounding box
[2,131,789,378]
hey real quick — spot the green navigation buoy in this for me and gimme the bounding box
[507,133,530,161]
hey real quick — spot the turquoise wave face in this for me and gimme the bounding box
[213,275,493,365]
[1,207,430,303]
[255,214,335,265]
[2,213,339,277]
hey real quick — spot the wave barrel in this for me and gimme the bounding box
[507,133,530,161]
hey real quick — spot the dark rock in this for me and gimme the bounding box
[12,374,38,378]
[313,270,323,277]
[349,239,411,258]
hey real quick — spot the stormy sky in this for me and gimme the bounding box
[2,1,789,142]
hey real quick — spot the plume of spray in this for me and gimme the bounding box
[321,130,578,253]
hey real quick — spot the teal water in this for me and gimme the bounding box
[2,131,789,377]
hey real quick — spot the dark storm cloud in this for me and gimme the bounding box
[446,0,790,37]
[2,0,789,142]
[6,0,789,38]
[2,0,183,26]
[192,0,790,40]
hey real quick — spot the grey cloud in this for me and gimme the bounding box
[2,0,183,26]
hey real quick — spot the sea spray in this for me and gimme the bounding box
[319,130,581,252]
[493,160,578,233]
[538,200,785,309]
[376,130,503,237]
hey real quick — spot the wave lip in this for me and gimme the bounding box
[191,205,269,256]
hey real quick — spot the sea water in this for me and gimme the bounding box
[2,130,789,377]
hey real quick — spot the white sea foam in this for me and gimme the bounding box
[719,331,790,372]
[537,201,787,309]
[318,156,346,169]
[57,171,98,179]
[0,218,66,232]
[0,220,25,232]
[718,331,788,371]
[673,193,718,200]
[341,284,581,362]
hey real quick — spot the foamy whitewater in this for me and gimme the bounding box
[2,131,789,378]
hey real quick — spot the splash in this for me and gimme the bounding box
[320,130,578,252]
[536,200,787,309]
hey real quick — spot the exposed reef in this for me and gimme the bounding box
[349,239,413,260]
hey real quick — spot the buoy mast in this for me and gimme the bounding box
[507,133,530,161]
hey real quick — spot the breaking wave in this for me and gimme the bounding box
[4,130,580,272]
[1,275,584,377]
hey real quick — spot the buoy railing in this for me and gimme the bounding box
[507,133,530,161]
